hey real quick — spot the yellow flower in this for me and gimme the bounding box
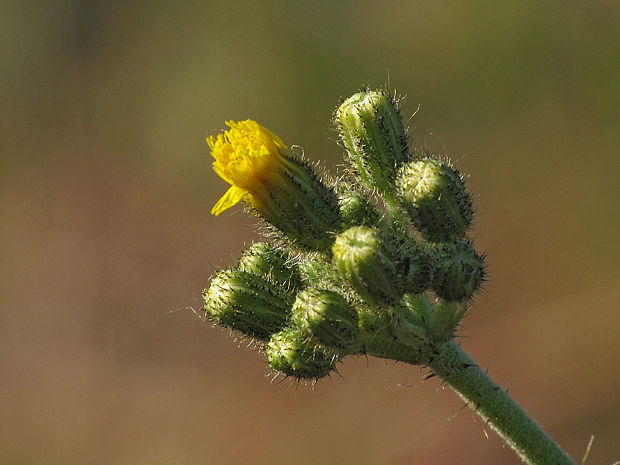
[207,119,289,216]
[207,118,342,251]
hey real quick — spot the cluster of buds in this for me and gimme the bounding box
[202,89,485,380]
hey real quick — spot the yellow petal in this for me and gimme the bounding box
[211,186,247,216]
[212,160,236,186]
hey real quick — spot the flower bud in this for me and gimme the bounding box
[399,239,434,294]
[332,225,402,304]
[266,328,339,379]
[292,288,359,353]
[335,90,410,193]
[397,158,473,242]
[336,183,381,229]
[297,252,339,289]
[203,269,294,341]
[431,241,485,301]
[208,120,341,251]
[238,242,302,292]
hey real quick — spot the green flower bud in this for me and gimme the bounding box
[292,288,359,353]
[335,90,410,193]
[336,184,382,229]
[332,225,402,304]
[203,269,294,340]
[399,239,434,294]
[266,328,339,379]
[238,242,302,291]
[431,241,485,301]
[397,158,473,243]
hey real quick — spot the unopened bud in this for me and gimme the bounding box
[335,90,410,193]
[336,184,381,229]
[397,158,473,242]
[266,328,339,379]
[292,288,359,353]
[238,242,302,291]
[332,226,402,304]
[431,241,485,301]
[203,269,293,341]
[399,240,434,294]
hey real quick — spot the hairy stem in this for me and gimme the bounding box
[428,340,575,465]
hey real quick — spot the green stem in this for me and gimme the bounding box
[365,296,572,463]
[428,340,575,465]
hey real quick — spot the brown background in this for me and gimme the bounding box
[1,1,619,464]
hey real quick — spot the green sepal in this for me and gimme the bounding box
[292,288,360,353]
[431,240,485,301]
[266,327,339,379]
[335,89,410,193]
[402,292,433,324]
[428,299,466,343]
[397,158,473,242]
[203,269,294,341]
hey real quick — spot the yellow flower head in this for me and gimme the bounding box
[207,119,342,251]
[207,119,288,215]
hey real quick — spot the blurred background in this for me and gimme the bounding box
[1,1,619,464]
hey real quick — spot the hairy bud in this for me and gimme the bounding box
[266,328,339,379]
[397,158,473,242]
[400,239,434,294]
[238,242,302,291]
[431,241,485,301]
[336,184,381,229]
[203,269,293,340]
[335,90,410,193]
[332,225,402,304]
[292,288,359,353]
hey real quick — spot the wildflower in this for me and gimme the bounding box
[208,120,287,215]
[208,119,341,251]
